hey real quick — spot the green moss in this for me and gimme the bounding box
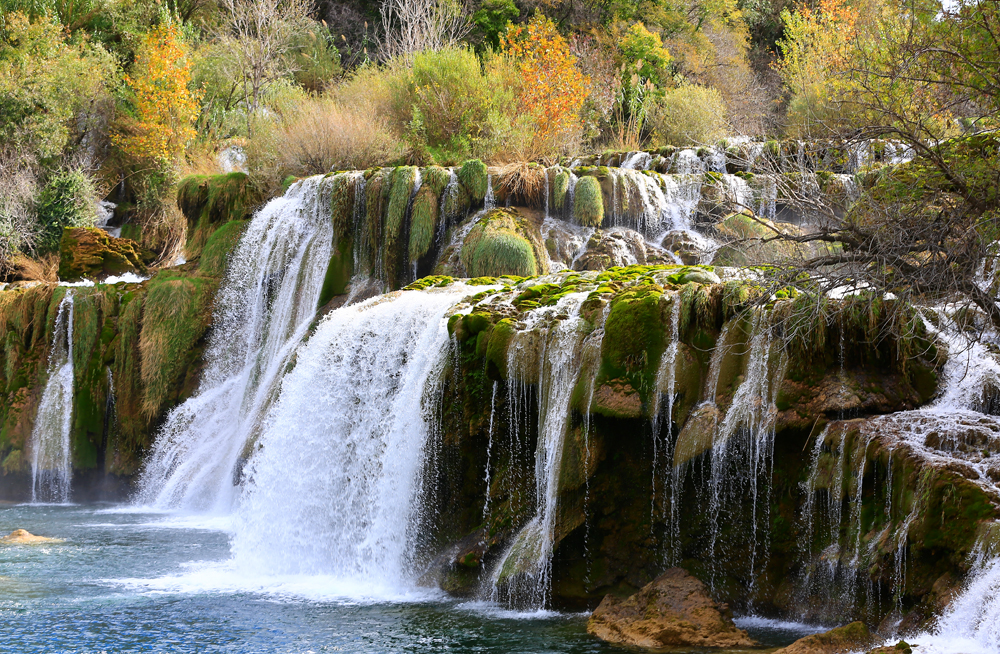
[600,283,667,400]
[138,271,218,420]
[553,170,570,211]
[573,176,604,227]
[486,318,516,378]
[177,172,264,259]
[198,220,247,277]
[458,159,489,204]
[422,166,453,195]
[461,209,540,278]
[409,185,440,263]
[58,228,148,281]
[362,168,391,278]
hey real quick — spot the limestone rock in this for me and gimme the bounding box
[0,529,63,544]
[58,227,148,282]
[660,230,704,265]
[674,404,721,467]
[573,229,647,271]
[867,642,912,654]
[587,568,756,649]
[591,379,643,419]
[773,621,872,654]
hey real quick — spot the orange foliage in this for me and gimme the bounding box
[502,13,589,153]
[112,24,199,165]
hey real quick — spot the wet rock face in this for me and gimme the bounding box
[772,621,872,654]
[58,228,149,281]
[660,230,703,264]
[586,568,757,648]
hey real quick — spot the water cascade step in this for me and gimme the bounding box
[137,177,336,511]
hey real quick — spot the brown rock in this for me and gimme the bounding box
[773,621,872,654]
[591,379,643,419]
[867,642,912,654]
[586,568,757,649]
[0,529,63,544]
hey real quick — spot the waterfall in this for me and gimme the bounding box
[489,292,592,608]
[230,286,472,592]
[905,553,1000,654]
[652,293,683,564]
[30,292,75,503]
[137,176,335,512]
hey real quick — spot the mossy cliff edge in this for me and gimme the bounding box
[404,267,996,632]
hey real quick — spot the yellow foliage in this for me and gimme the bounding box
[502,13,589,156]
[112,24,200,166]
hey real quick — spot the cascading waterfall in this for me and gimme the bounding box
[30,292,75,503]
[652,293,683,564]
[231,286,474,592]
[489,292,592,608]
[137,176,335,512]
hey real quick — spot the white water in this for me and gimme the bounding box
[30,292,75,503]
[230,286,472,593]
[490,292,591,608]
[137,176,335,512]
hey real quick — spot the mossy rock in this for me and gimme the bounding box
[553,170,570,212]
[573,176,604,227]
[177,172,264,259]
[58,228,148,282]
[458,159,488,205]
[461,209,548,278]
[198,220,247,277]
[409,185,440,263]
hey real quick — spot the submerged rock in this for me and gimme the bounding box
[586,568,756,648]
[0,529,63,544]
[58,227,148,281]
[773,621,872,654]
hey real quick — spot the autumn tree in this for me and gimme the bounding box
[113,23,199,166]
[501,13,589,156]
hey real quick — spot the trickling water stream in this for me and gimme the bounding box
[30,292,75,503]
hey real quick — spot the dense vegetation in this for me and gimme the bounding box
[0,0,996,308]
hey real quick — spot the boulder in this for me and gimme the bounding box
[460,208,549,278]
[0,529,63,544]
[660,230,704,265]
[587,568,757,649]
[867,642,912,654]
[772,621,872,654]
[58,227,148,282]
[573,229,647,271]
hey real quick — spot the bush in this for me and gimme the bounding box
[35,169,98,254]
[0,156,37,273]
[387,46,516,164]
[646,84,727,146]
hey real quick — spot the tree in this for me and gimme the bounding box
[112,23,199,166]
[501,12,590,156]
[221,0,312,118]
[378,0,470,61]
[733,1,1000,333]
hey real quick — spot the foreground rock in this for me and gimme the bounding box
[0,529,63,544]
[587,568,756,648]
[58,227,148,281]
[773,622,872,654]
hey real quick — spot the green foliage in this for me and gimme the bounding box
[0,12,115,160]
[472,0,519,51]
[290,21,342,93]
[646,84,726,146]
[619,22,672,87]
[573,176,604,227]
[422,165,453,195]
[35,169,97,254]
[461,209,539,278]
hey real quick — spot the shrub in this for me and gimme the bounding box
[646,84,727,146]
[573,176,604,227]
[34,169,98,254]
[0,157,37,273]
[501,13,589,157]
